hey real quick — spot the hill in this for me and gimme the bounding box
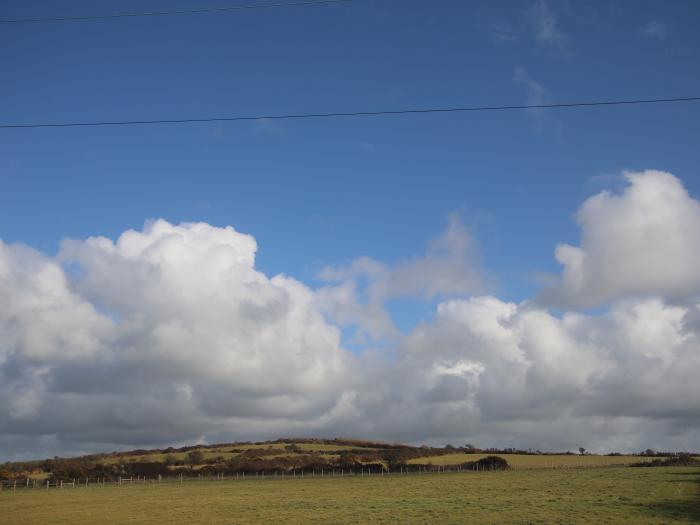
[0,438,680,482]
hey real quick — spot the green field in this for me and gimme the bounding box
[408,453,660,468]
[99,449,663,471]
[2,467,698,524]
[101,441,364,465]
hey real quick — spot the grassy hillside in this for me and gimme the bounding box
[0,438,686,482]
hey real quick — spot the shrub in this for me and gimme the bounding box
[185,451,205,466]
[463,456,509,471]
[630,454,700,467]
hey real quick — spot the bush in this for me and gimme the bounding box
[463,456,509,471]
[630,454,700,467]
[185,451,205,466]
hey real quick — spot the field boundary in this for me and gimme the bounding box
[0,462,645,494]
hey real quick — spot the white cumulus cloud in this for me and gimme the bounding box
[358,295,700,451]
[541,170,700,308]
[2,170,700,459]
[0,220,355,457]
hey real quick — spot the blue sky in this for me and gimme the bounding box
[2,1,700,458]
[3,0,699,305]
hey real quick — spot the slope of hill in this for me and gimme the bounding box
[0,438,675,482]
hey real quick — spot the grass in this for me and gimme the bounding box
[103,450,235,465]
[2,467,699,524]
[24,439,670,474]
[294,443,360,452]
[100,442,362,465]
[108,451,659,469]
[408,453,662,468]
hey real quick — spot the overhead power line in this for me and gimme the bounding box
[1,97,699,130]
[0,0,351,24]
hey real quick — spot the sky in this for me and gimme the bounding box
[1,0,700,461]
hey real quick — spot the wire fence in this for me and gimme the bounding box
[0,461,638,494]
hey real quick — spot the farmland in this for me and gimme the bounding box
[1,438,679,482]
[407,452,661,468]
[2,439,698,523]
[2,467,699,524]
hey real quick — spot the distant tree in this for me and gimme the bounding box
[185,451,205,467]
[164,454,178,466]
[380,449,409,471]
[578,447,586,455]
[464,456,509,471]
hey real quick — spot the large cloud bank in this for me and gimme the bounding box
[1,170,700,460]
[1,222,355,458]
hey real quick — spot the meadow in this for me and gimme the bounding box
[2,467,699,524]
[97,441,363,465]
[407,453,660,468]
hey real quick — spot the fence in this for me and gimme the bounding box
[0,461,633,494]
[0,464,503,493]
